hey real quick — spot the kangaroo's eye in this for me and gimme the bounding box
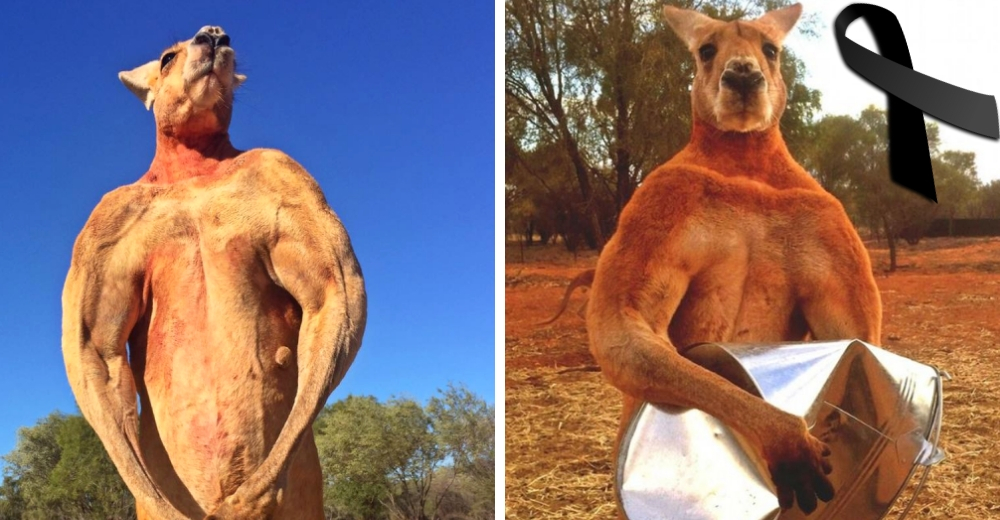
[160,52,177,71]
[698,44,717,62]
[762,43,779,60]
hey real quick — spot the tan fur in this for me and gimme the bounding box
[62,27,366,520]
[587,5,881,515]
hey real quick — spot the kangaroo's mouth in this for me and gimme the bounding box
[713,82,775,132]
[185,57,237,103]
[183,30,237,88]
[191,49,234,76]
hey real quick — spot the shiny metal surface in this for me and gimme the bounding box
[618,340,945,520]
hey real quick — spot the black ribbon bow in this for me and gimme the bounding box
[834,4,999,202]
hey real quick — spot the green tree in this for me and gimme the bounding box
[974,180,1000,218]
[427,384,495,519]
[314,395,455,520]
[0,475,26,520]
[0,412,134,520]
[851,108,941,270]
[381,399,444,520]
[314,396,393,519]
[2,413,62,518]
[47,415,134,519]
[807,107,981,270]
[804,114,867,203]
[933,150,980,226]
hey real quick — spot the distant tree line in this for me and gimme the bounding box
[505,0,998,271]
[0,384,494,520]
[924,218,1000,238]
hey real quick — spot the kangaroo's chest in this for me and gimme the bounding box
[123,174,303,503]
[668,230,810,347]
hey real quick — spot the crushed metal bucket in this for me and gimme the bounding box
[617,340,946,520]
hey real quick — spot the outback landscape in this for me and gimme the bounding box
[505,237,1000,520]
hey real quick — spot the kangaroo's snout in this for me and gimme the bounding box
[193,26,230,50]
[721,58,764,96]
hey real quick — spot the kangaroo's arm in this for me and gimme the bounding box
[209,156,367,517]
[62,197,187,520]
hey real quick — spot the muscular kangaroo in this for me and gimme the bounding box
[586,5,881,515]
[62,26,366,519]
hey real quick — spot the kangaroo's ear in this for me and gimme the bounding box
[118,60,160,111]
[662,6,718,49]
[757,3,802,42]
[234,73,247,89]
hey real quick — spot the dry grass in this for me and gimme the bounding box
[505,237,1000,519]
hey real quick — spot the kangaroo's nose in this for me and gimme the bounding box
[193,26,230,49]
[721,58,764,95]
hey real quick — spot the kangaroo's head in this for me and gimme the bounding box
[663,4,801,133]
[118,26,246,139]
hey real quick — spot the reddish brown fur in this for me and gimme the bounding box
[63,27,366,520]
[586,4,881,515]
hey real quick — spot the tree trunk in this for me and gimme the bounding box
[612,0,636,216]
[887,234,897,272]
[559,127,605,250]
[538,226,552,245]
[881,214,897,272]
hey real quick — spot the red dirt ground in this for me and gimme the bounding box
[505,237,1000,520]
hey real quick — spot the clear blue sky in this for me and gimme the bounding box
[0,1,494,459]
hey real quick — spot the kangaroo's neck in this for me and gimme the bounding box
[674,118,821,191]
[141,131,241,184]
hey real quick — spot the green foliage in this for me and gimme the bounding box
[313,388,494,520]
[829,108,941,269]
[47,415,133,519]
[1,414,59,520]
[805,106,987,271]
[0,473,26,520]
[427,384,495,518]
[974,180,1000,218]
[314,396,393,519]
[0,412,134,520]
[780,48,823,162]
[933,150,980,219]
[803,114,868,202]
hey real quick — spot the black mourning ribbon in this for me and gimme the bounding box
[834,4,999,202]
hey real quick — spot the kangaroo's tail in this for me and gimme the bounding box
[538,269,596,325]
